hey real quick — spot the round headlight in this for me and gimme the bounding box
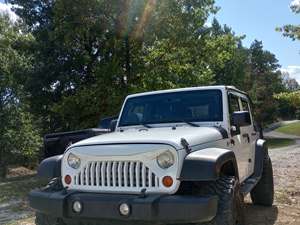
[157,151,175,169]
[67,153,81,169]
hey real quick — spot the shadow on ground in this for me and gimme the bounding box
[245,203,278,225]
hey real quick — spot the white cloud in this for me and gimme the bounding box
[291,0,300,12]
[0,3,18,23]
[281,66,300,84]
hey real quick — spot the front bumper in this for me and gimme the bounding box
[29,189,218,224]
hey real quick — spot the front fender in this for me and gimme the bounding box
[179,148,238,181]
[37,155,63,179]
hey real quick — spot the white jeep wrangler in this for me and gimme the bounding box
[30,86,274,225]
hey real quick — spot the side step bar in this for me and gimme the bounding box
[240,177,260,196]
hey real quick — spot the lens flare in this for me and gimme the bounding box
[133,0,157,39]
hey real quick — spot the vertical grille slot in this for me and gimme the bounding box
[73,160,160,190]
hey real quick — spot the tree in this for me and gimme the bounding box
[275,91,300,106]
[277,1,300,41]
[247,40,285,124]
[281,71,300,91]
[6,0,288,135]
[208,19,248,88]
[8,0,219,131]
[0,14,41,179]
[275,91,300,119]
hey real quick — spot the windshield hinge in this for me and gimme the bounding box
[181,138,192,153]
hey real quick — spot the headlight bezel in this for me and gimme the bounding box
[67,153,81,169]
[156,150,175,169]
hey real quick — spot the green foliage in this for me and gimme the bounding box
[246,40,285,124]
[0,15,41,178]
[277,2,300,41]
[209,19,248,88]
[275,122,300,136]
[8,0,220,131]
[275,91,300,106]
[275,91,300,119]
[3,0,289,135]
[266,138,296,149]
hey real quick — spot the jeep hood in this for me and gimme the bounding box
[70,126,225,150]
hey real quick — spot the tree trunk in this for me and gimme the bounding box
[0,161,8,180]
[124,36,131,85]
[0,146,8,180]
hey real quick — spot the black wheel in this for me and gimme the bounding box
[35,213,65,225]
[179,176,245,225]
[197,176,245,225]
[250,154,274,206]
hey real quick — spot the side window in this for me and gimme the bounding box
[241,99,250,112]
[228,94,241,124]
[229,94,240,114]
[241,98,253,125]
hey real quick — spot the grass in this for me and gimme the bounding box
[5,217,35,225]
[0,175,43,203]
[266,138,296,149]
[276,122,300,136]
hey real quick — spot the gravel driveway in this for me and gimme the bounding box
[245,143,300,225]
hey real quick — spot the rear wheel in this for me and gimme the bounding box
[250,154,274,206]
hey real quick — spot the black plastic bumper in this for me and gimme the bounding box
[29,189,218,224]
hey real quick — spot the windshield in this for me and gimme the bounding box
[119,90,223,127]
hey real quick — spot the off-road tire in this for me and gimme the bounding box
[250,154,274,206]
[198,176,245,225]
[35,213,65,225]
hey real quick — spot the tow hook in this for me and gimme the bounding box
[139,188,147,198]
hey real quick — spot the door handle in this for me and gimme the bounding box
[242,134,250,143]
[251,132,257,136]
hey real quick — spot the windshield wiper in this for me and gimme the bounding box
[139,122,153,128]
[181,120,200,127]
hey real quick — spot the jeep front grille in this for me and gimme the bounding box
[73,161,160,189]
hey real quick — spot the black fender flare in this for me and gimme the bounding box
[253,139,268,179]
[179,148,238,181]
[37,155,63,179]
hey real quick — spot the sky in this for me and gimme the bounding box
[215,0,300,83]
[0,0,299,83]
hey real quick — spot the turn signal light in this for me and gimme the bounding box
[162,176,173,187]
[64,175,72,185]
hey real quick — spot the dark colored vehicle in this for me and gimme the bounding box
[43,116,117,158]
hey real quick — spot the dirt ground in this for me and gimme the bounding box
[2,144,300,225]
[245,144,300,225]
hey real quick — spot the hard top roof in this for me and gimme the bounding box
[127,85,247,99]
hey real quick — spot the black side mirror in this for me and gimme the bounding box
[232,111,251,128]
[99,116,118,129]
[110,119,118,132]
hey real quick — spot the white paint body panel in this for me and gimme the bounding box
[61,86,256,193]
[70,126,223,150]
[62,144,186,194]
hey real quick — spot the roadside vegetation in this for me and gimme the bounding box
[275,122,300,136]
[266,138,296,149]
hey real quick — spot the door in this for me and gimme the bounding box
[228,93,249,182]
[240,97,257,176]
